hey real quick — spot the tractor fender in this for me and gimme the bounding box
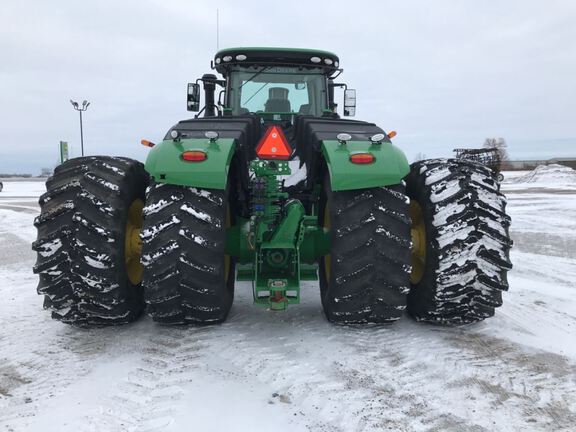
[144,138,235,189]
[320,140,410,191]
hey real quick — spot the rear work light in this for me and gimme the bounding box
[350,153,375,164]
[181,151,207,162]
[256,125,292,160]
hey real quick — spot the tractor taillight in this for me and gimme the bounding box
[256,125,292,160]
[181,151,207,162]
[350,153,375,164]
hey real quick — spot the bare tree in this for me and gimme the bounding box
[483,137,510,169]
[483,137,509,162]
[414,152,427,162]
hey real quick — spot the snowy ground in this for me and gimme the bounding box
[1,169,576,432]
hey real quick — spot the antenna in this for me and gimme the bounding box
[216,9,220,50]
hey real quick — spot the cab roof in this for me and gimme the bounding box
[214,47,340,77]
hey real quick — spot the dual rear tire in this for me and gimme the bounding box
[319,159,512,325]
[33,157,233,327]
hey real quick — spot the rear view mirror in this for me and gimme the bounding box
[187,83,200,111]
[344,89,356,117]
[295,82,307,90]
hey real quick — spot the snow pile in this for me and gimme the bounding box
[0,180,46,198]
[506,164,576,188]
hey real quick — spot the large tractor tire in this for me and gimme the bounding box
[406,159,512,324]
[33,157,149,327]
[319,181,412,324]
[141,182,235,324]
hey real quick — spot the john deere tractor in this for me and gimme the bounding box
[33,48,512,326]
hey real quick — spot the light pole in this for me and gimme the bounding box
[70,99,90,156]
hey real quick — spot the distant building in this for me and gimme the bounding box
[40,168,53,177]
[506,158,576,170]
[548,158,576,170]
[505,160,545,170]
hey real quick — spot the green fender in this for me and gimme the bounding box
[321,140,410,191]
[145,138,235,189]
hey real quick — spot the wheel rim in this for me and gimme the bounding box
[125,199,144,285]
[323,201,331,281]
[410,200,426,284]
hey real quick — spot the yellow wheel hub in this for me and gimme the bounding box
[323,201,331,281]
[410,200,426,284]
[125,199,144,285]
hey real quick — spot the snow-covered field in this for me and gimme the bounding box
[1,168,576,432]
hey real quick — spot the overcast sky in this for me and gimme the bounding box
[1,0,575,174]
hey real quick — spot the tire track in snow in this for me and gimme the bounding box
[78,326,210,432]
[0,291,120,429]
[339,324,576,431]
[203,316,347,432]
[2,282,576,431]
[78,320,332,432]
[326,326,491,431]
[0,248,84,427]
[444,330,576,431]
[305,323,576,431]
[0,245,146,430]
[496,288,576,344]
[211,305,486,432]
[212,303,576,432]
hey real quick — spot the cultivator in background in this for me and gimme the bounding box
[454,147,504,182]
[33,47,512,327]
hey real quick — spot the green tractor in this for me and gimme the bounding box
[33,47,512,326]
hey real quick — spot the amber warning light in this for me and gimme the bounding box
[256,125,292,160]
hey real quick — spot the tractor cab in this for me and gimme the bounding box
[187,48,356,119]
[227,68,325,117]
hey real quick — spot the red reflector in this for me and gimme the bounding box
[181,151,207,162]
[256,125,292,160]
[350,153,375,164]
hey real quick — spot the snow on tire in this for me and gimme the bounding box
[32,156,149,326]
[406,158,513,324]
[141,182,235,324]
[319,180,412,324]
